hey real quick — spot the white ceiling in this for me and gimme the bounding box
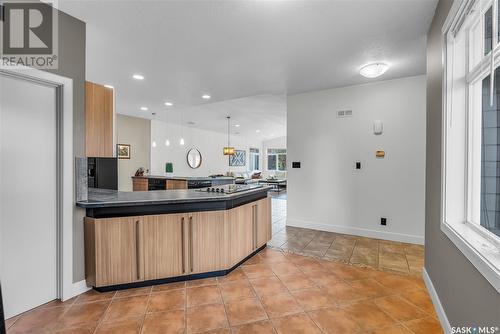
[59,0,437,138]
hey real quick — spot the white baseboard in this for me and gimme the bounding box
[67,279,91,301]
[286,219,424,245]
[423,268,452,334]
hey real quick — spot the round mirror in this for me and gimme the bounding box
[187,148,202,169]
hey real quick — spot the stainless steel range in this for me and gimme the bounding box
[197,184,263,194]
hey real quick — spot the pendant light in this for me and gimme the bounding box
[223,116,235,155]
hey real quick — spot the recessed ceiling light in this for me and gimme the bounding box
[235,124,240,127]
[165,102,173,106]
[202,94,211,99]
[133,74,145,80]
[359,63,389,78]
[256,129,261,133]
[104,84,114,89]
[140,106,148,111]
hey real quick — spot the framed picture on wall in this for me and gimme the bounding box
[117,144,131,159]
[229,150,246,166]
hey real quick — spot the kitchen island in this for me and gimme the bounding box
[132,175,235,191]
[77,185,271,291]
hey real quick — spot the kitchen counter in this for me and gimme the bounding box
[77,185,271,218]
[131,175,235,181]
[81,185,272,291]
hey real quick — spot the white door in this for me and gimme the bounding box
[0,74,58,319]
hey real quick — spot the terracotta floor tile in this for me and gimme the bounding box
[187,285,222,307]
[322,262,373,281]
[379,242,406,255]
[404,244,425,257]
[103,295,149,322]
[348,279,395,299]
[225,298,268,326]
[324,243,354,262]
[269,261,301,276]
[260,292,303,318]
[372,272,423,293]
[341,300,396,331]
[59,301,110,329]
[370,324,414,334]
[308,307,362,334]
[8,306,69,334]
[152,281,186,293]
[322,282,366,304]
[294,258,325,272]
[271,313,322,334]
[219,280,255,302]
[278,273,316,291]
[350,245,379,268]
[231,320,276,334]
[373,295,428,322]
[379,252,409,274]
[141,309,185,334]
[217,268,246,283]
[303,270,342,286]
[204,329,230,334]
[290,287,336,311]
[250,276,287,297]
[38,297,77,309]
[241,264,275,279]
[258,248,288,263]
[186,304,228,334]
[95,316,143,334]
[404,317,444,334]
[187,277,218,287]
[114,286,151,299]
[401,289,436,315]
[333,235,357,247]
[147,289,185,313]
[54,324,97,334]
[75,290,115,303]
[243,254,265,266]
[5,316,19,329]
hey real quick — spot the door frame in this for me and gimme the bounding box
[0,66,74,301]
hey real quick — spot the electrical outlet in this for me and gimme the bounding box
[381,217,387,226]
[355,162,361,169]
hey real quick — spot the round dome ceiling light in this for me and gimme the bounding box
[359,63,389,78]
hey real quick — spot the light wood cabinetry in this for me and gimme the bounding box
[166,179,188,190]
[256,197,272,248]
[187,211,229,273]
[141,214,185,280]
[132,178,148,191]
[85,217,141,287]
[85,81,114,157]
[84,196,272,288]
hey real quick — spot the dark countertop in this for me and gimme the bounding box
[76,185,271,209]
[132,175,235,181]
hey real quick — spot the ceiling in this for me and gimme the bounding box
[58,0,437,138]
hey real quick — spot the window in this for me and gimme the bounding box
[267,148,286,171]
[249,148,260,171]
[443,0,500,292]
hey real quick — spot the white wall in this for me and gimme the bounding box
[117,115,151,191]
[287,75,426,244]
[151,120,262,176]
[262,136,287,177]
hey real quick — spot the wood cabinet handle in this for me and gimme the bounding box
[135,220,140,280]
[189,216,193,272]
[181,217,185,274]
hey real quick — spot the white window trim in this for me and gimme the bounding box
[442,0,500,293]
[267,148,287,172]
[249,148,260,171]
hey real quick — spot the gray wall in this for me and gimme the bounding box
[426,0,500,326]
[46,8,86,282]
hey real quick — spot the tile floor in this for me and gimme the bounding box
[6,196,438,334]
[269,197,424,276]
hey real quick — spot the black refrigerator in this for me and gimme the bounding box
[88,157,118,190]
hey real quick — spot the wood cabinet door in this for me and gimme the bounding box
[132,178,148,191]
[85,81,114,157]
[188,211,229,274]
[142,214,185,280]
[226,203,254,266]
[256,197,272,248]
[94,217,140,287]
